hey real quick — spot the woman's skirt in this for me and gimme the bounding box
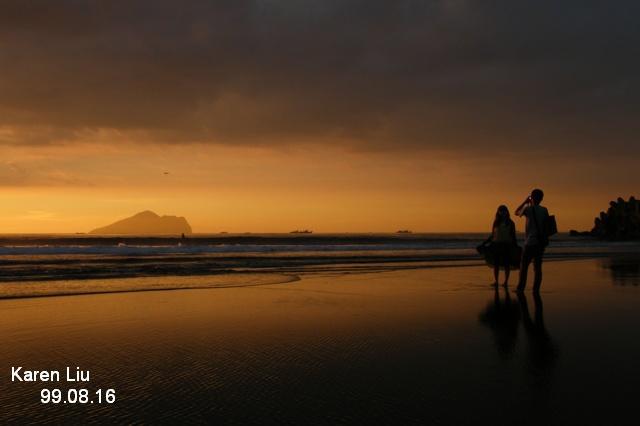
[477,241,522,270]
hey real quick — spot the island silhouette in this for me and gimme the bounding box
[89,211,192,235]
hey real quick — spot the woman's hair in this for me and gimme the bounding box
[492,205,512,229]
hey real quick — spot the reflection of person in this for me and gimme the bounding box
[478,291,558,371]
[478,286,520,359]
[518,292,557,368]
[517,292,558,411]
[489,205,517,287]
[515,189,549,292]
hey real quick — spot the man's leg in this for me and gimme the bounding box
[518,246,533,291]
[533,248,544,292]
[504,263,511,286]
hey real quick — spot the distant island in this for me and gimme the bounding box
[89,211,193,235]
[290,230,312,234]
[570,196,639,240]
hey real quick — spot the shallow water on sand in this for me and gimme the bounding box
[0,273,299,299]
[1,258,639,424]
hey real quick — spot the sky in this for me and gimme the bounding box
[1,0,638,233]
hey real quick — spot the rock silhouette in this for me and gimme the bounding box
[571,196,640,240]
[90,211,192,235]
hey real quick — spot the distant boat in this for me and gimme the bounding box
[290,230,313,234]
[396,230,413,234]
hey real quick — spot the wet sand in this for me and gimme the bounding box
[1,258,639,424]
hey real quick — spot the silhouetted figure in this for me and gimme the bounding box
[515,189,549,292]
[478,286,520,359]
[484,205,518,287]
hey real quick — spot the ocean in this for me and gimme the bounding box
[1,233,638,296]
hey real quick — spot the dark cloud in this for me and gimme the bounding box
[1,0,639,153]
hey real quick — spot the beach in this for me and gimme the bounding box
[2,255,639,424]
[5,1,639,423]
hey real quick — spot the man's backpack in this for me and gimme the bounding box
[546,215,558,237]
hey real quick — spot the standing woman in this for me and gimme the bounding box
[491,205,517,286]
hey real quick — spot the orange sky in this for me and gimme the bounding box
[0,140,631,233]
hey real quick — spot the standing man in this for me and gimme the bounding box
[515,189,549,293]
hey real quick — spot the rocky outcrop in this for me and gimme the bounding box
[572,197,640,240]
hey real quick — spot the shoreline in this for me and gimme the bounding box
[1,252,633,300]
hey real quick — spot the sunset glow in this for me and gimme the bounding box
[0,140,633,233]
[1,1,637,233]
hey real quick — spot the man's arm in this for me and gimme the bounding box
[515,196,531,217]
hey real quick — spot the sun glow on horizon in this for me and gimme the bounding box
[0,142,630,234]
